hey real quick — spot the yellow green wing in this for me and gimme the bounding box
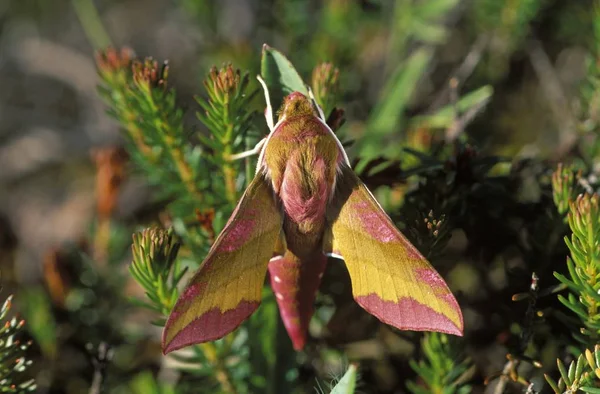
[324,166,463,335]
[162,174,283,353]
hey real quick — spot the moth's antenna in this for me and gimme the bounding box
[229,137,267,160]
[308,87,326,121]
[257,75,274,131]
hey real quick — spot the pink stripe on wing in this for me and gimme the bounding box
[216,213,257,253]
[355,293,462,336]
[163,301,260,354]
[350,200,422,259]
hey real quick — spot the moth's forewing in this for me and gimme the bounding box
[162,174,282,354]
[324,166,464,336]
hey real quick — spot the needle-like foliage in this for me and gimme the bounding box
[0,296,35,393]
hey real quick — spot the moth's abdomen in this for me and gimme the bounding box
[268,252,327,350]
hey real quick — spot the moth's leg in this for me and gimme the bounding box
[308,87,326,121]
[257,75,274,131]
[229,137,267,160]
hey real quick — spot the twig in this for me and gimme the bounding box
[88,342,113,394]
[445,78,492,142]
[488,273,540,394]
[71,0,112,50]
[527,39,578,157]
[492,356,520,394]
[200,343,238,394]
[429,35,489,112]
[525,382,538,394]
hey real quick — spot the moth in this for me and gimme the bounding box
[162,77,463,354]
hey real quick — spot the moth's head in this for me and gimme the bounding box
[277,92,319,121]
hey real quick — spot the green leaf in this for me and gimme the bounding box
[566,256,583,286]
[414,0,459,19]
[575,354,585,381]
[553,272,581,293]
[545,374,560,393]
[557,359,572,386]
[567,357,577,382]
[129,371,175,394]
[330,364,358,394]
[581,387,600,393]
[260,44,308,112]
[558,294,588,320]
[355,48,434,173]
[411,20,448,43]
[407,333,471,394]
[410,86,494,129]
[19,287,58,358]
[369,48,433,134]
[581,280,600,303]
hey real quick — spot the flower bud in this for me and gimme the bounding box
[311,62,340,115]
[131,228,180,276]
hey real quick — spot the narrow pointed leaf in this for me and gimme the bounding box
[261,44,308,112]
[330,364,358,394]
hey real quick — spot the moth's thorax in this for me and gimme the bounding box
[263,113,340,236]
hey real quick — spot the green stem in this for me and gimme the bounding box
[145,91,202,201]
[223,163,238,206]
[71,0,112,50]
[201,343,238,394]
[222,123,238,206]
[121,107,156,161]
[586,238,598,336]
[162,131,198,195]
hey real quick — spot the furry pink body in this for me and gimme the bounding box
[280,152,329,226]
[262,99,340,349]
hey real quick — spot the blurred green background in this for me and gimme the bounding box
[0,0,597,393]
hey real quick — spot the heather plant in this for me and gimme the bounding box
[0,295,35,393]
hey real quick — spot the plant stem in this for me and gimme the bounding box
[146,95,202,200]
[492,358,520,394]
[93,218,110,267]
[222,124,238,205]
[163,132,199,197]
[200,343,238,394]
[71,0,112,50]
[124,115,155,159]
